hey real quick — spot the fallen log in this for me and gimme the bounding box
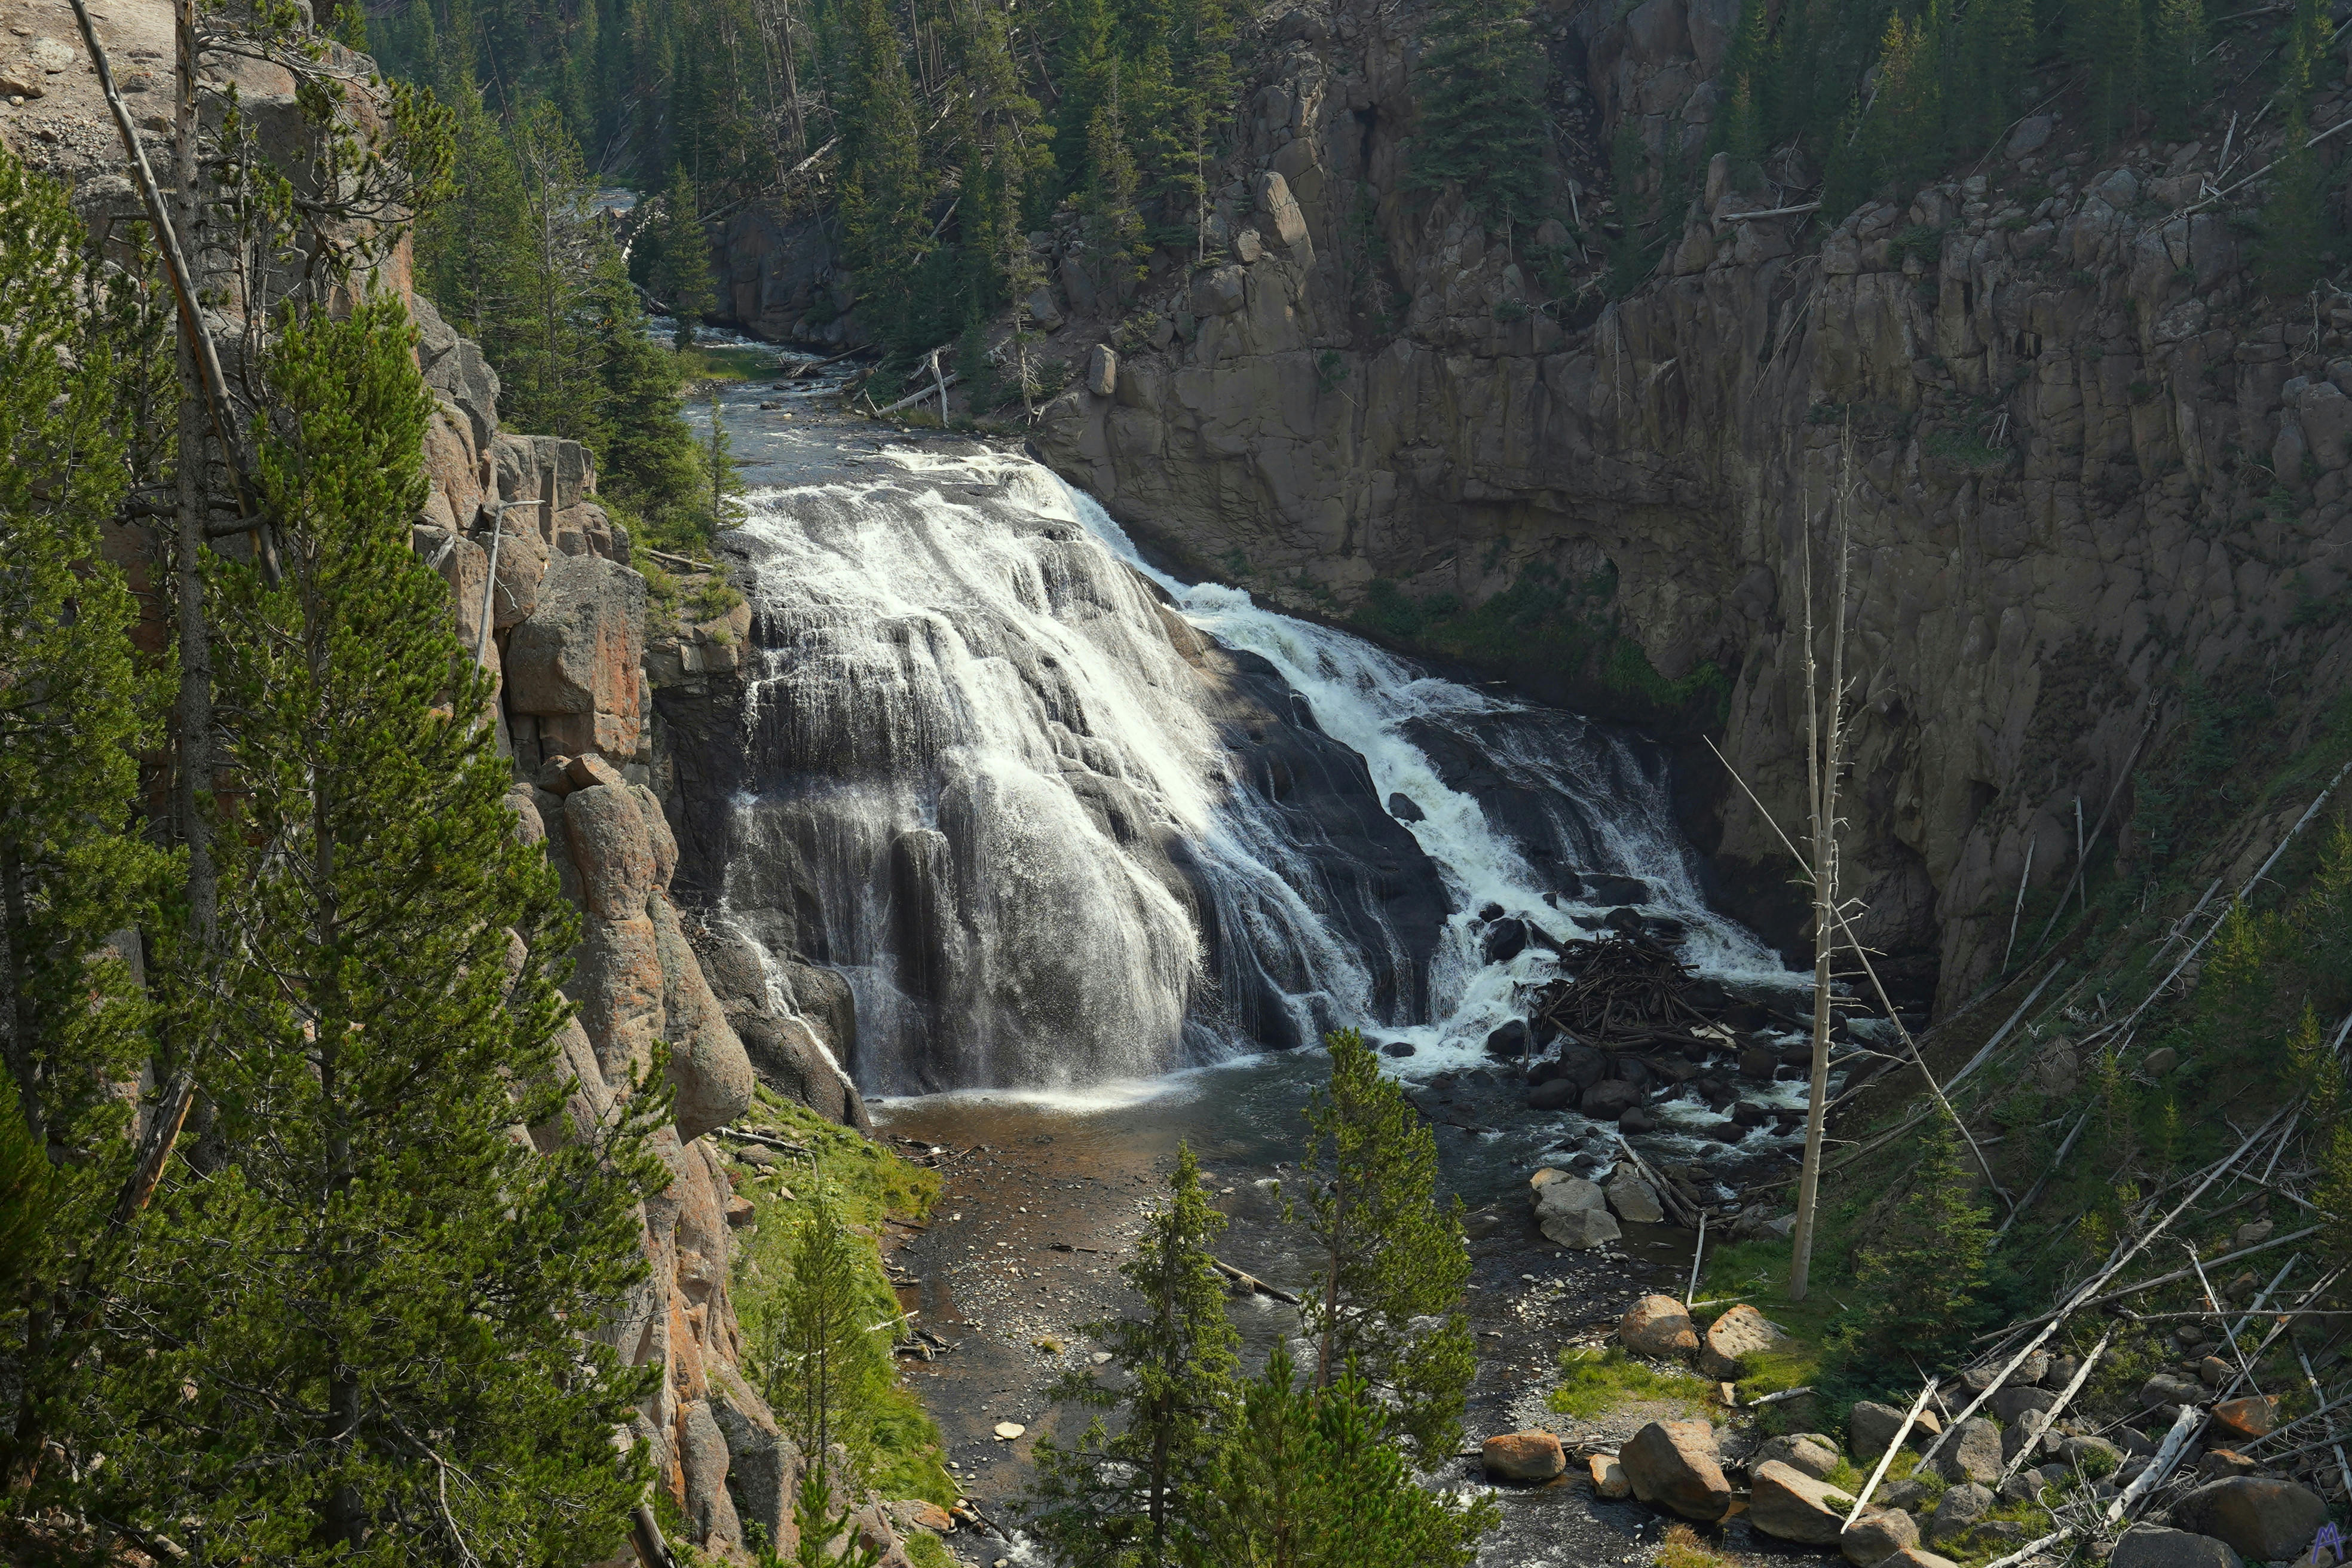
[1211,1257,1303,1305]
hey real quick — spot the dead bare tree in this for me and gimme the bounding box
[1788,431,1856,1302]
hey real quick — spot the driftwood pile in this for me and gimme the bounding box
[1528,932,1716,1052]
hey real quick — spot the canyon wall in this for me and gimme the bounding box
[1032,0,2352,1009]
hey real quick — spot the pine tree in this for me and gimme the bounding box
[1961,0,2037,145]
[1875,9,1946,195]
[705,385,743,530]
[650,163,718,348]
[837,0,933,310]
[75,298,667,1560]
[1410,0,1551,240]
[588,251,709,548]
[763,1185,895,1568]
[503,97,608,436]
[1291,1028,1476,1466]
[0,147,161,1489]
[766,1186,894,1467]
[1047,0,1117,216]
[1026,1143,1239,1567]
[2079,0,2146,146]
[414,72,536,348]
[2259,0,2329,295]
[2146,0,2206,140]
[1179,1347,1497,1568]
[1082,62,1149,296]
[945,0,1053,316]
[1838,1111,1994,1370]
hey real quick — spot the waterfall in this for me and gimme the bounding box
[716,444,1789,1096]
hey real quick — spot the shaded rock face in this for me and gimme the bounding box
[664,461,1448,1094]
[1031,0,2352,1010]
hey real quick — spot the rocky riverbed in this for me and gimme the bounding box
[869,1054,1829,1568]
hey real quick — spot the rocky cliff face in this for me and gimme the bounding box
[1031,0,2352,1009]
[407,299,897,1561]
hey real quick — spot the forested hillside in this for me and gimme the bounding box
[366,0,1239,362]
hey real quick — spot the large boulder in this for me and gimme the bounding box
[1254,169,1312,253]
[2141,1373,2210,1414]
[1991,1386,2058,1423]
[1621,1419,1731,1521]
[2172,1476,2330,1563]
[1189,264,1247,316]
[562,780,657,919]
[1606,1165,1667,1224]
[1930,1418,2003,1485]
[1843,1510,1921,1567]
[1481,1431,1566,1482]
[677,1397,746,1546]
[1754,1432,1841,1480]
[1581,1079,1644,1119]
[1749,1459,1857,1544]
[1924,1481,1991,1544]
[1535,1172,1620,1247]
[1619,1295,1700,1359]
[650,895,756,1141]
[1698,1303,1785,1379]
[1542,1205,1622,1248]
[2109,1525,2246,1568]
[2209,1396,2277,1443]
[1849,1400,1940,1458]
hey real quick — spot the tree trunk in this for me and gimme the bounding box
[173,0,216,957]
[1787,451,1851,1301]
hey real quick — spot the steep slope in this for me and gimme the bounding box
[4,20,906,1557]
[1031,0,2352,1015]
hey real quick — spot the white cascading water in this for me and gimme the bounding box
[722,443,1792,1095]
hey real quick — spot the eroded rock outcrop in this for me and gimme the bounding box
[407,303,884,1561]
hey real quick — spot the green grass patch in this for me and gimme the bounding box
[729,1086,953,1508]
[905,1533,957,1568]
[1656,1523,1736,1568]
[679,341,776,381]
[1548,1346,1711,1419]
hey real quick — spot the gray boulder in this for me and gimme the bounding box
[1189,265,1247,316]
[1699,1303,1786,1379]
[1753,1432,1841,1480]
[2171,1476,2330,1563]
[1842,1509,1920,1567]
[1748,1459,1856,1543]
[2108,1525,2244,1568]
[1606,1165,1667,1224]
[1931,1419,2003,1485]
[1618,1294,1699,1359]
[1925,1481,1992,1543]
[1541,1205,1622,1248]
[1850,1399,1939,1458]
